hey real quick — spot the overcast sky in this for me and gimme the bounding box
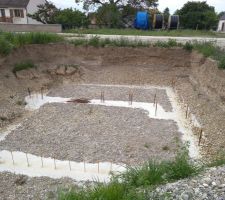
[50,0,225,14]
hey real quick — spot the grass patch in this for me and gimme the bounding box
[57,148,200,199]
[58,181,145,200]
[65,28,225,38]
[153,39,181,48]
[193,42,225,69]
[70,36,149,48]
[207,152,225,167]
[13,60,36,74]
[0,32,64,55]
[118,148,200,187]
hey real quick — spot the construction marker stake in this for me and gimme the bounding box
[155,101,158,116]
[54,158,56,170]
[41,156,44,168]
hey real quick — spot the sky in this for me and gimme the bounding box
[50,0,225,14]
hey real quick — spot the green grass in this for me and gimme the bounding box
[70,36,149,48]
[13,60,36,74]
[0,32,64,55]
[57,148,200,200]
[65,28,225,38]
[58,181,145,200]
[193,42,225,69]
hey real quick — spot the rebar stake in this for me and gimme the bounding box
[28,88,31,97]
[26,153,30,167]
[129,92,133,105]
[69,161,72,171]
[41,87,44,100]
[198,129,203,146]
[54,158,56,170]
[153,93,157,106]
[10,151,15,165]
[185,105,189,119]
[155,101,158,116]
[98,162,100,173]
[84,160,86,172]
[101,91,105,103]
[41,156,43,168]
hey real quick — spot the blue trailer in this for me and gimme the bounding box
[134,11,150,30]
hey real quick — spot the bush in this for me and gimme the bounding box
[183,42,193,51]
[13,60,36,74]
[0,36,14,55]
[219,56,225,69]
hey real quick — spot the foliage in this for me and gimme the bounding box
[55,8,89,28]
[0,35,14,55]
[13,60,36,74]
[58,181,145,200]
[153,39,181,48]
[0,32,63,55]
[65,28,225,38]
[75,0,158,11]
[183,42,193,51]
[57,148,200,199]
[71,36,149,47]
[96,4,122,28]
[208,152,225,167]
[117,147,200,187]
[176,1,218,30]
[163,7,170,25]
[27,0,58,24]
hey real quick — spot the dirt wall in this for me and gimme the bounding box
[190,52,225,107]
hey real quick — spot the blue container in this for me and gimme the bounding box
[134,11,150,30]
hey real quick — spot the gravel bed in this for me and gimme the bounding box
[0,102,180,165]
[0,172,77,200]
[48,85,173,112]
[148,165,225,200]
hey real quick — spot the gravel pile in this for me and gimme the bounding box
[148,165,225,200]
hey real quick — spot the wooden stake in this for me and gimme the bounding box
[198,129,203,146]
[10,151,15,165]
[69,161,71,171]
[26,153,30,167]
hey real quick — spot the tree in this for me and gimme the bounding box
[163,7,170,25]
[218,11,225,19]
[75,0,158,11]
[96,4,122,28]
[55,8,89,28]
[27,1,59,24]
[176,1,218,30]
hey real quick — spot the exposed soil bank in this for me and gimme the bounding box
[1,44,225,199]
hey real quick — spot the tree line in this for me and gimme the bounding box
[28,0,224,30]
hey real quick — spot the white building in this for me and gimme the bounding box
[218,14,225,32]
[0,0,46,24]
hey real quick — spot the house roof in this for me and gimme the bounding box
[0,0,30,8]
[220,14,225,20]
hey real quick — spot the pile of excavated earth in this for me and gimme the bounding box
[1,44,225,199]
